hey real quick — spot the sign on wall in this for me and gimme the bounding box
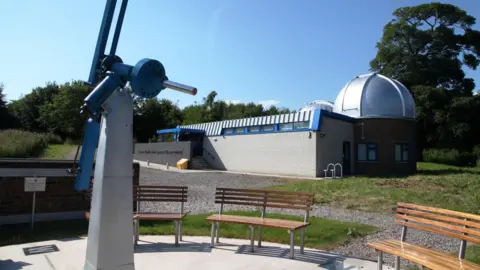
[24,177,46,192]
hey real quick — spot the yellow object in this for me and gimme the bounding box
[177,158,189,169]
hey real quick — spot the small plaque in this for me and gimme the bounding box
[24,177,46,192]
[23,244,59,256]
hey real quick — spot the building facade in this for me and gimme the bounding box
[155,73,417,177]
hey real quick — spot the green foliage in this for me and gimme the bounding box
[139,211,377,250]
[39,144,76,159]
[38,81,90,138]
[370,2,480,158]
[423,148,477,167]
[273,162,480,214]
[0,129,62,158]
[0,212,376,249]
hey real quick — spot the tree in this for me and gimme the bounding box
[8,82,60,132]
[133,98,183,142]
[370,2,480,156]
[38,81,90,139]
[370,2,480,93]
[0,83,18,130]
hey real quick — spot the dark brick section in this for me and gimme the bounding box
[0,160,139,216]
[354,118,416,176]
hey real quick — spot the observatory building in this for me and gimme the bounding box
[150,73,416,177]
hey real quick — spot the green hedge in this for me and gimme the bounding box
[423,148,480,167]
[0,129,62,158]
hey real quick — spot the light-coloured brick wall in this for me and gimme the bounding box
[203,131,317,177]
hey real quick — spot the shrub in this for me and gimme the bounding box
[423,148,476,167]
[0,129,62,158]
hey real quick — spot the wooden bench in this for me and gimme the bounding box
[86,185,188,246]
[367,202,480,270]
[206,187,314,259]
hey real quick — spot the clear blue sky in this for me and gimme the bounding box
[1,0,479,110]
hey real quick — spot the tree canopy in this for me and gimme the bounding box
[370,2,480,155]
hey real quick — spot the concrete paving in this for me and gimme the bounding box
[0,236,393,270]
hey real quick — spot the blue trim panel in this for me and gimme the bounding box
[156,127,205,134]
[321,110,356,123]
[311,109,322,130]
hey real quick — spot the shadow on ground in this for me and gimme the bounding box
[235,244,349,269]
[134,240,212,253]
[0,260,31,270]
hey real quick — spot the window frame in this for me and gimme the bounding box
[357,142,378,162]
[394,143,409,162]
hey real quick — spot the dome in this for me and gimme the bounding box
[333,73,415,119]
[299,100,333,112]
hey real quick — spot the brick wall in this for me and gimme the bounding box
[0,160,139,216]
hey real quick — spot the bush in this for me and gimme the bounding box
[473,145,480,167]
[0,129,62,158]
[423,148,477,167]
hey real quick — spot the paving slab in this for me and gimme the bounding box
[0,236,393,270]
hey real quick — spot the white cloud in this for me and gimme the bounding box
[257,100,280,108]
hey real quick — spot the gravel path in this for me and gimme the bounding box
[140,167,460,269]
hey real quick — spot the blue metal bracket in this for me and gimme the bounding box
[75,118,100,190]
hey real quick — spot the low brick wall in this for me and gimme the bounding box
[0,159,139,223]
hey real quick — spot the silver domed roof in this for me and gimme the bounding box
[333,73,415,119]
[299,100,333,112]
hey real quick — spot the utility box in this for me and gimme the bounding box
[176,158,189,169]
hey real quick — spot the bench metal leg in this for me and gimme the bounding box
[215,222,220,243]
[134,219,140,246]
[258,226,263,247]
[377,250,383,270]
[179,220,183,241]
[289,230,295,259]
[300,228,305,254]
[395,256,400,270]
[210,223,215,247]
[249,225,255,253]
[174,220,179,246]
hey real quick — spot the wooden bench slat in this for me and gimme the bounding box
[396,221,480,244]
[134,185,187,190]
[134,198,187,202]
[397,208,480,230]
[214,196,313,206]
[215,191,313,200]
[368,239,480,270]
[85,212,186,221]
[135,194,186,199]
[216,187,314,196]
[134,212,186,220]
[397,202,480,222]
[396,214,480,237]
[214,200,312,210]
[206,214,309,230]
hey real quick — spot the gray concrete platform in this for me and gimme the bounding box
[0,236,393,270]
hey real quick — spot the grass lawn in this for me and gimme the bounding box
[39,144,76,159]
[273,162,480,214]
[0,211,376,250]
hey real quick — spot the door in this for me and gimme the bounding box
[342,141,351,175]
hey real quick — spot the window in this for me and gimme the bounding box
[357,143,377,161]
[293,121,309,130]
[261,125,274,132]
[248,126,260,132]
[223,128,233,134]
[278,123,293,131]
[235,127,245,133]
[394,143,408,162]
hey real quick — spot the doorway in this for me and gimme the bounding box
[342,141,351,175]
